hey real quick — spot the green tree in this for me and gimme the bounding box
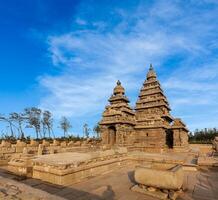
[189,127,218,144]
[83,123,90,138]
[9,112,25,139]
[24,107,42,139]
[42,110,53,138]
[0,114,15,137]
[60,116,72,137]
[93,123,100,138]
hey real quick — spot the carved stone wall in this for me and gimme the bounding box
[99,65,189,151]
[99,80,135,147]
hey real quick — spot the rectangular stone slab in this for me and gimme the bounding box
[134,164,184,190]
[32,151,129,186]
[33,152,93,166]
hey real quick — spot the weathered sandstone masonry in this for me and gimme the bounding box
[100,80,135,147]
[100,65,189,152]
[32,149,129,186]
[6,146,194,186]
[132,164,184,200]
[0,139,101,166]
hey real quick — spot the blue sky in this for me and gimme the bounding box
[0,0,218,137]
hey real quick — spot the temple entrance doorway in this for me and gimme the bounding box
[108,126,116,145]
[166,129,173,148]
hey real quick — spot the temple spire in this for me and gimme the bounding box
[146,64,156,80]
[113,80,125,96]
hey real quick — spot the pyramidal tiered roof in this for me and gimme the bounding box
[135,64,173,129]
[100,80,135,125]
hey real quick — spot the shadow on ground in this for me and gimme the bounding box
[0,168,116,200]
[127,170,136,184]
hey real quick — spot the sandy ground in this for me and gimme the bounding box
[0,165,218,200]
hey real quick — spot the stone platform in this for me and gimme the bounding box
[0,164,218,200]
[8,154,36,177]
[7,150,197,186]
[32,150,129,186]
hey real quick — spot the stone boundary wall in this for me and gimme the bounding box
[6,148,190,186]
[0,139,101,165]
[189,144,212,155]
[31,153,187,186]
[33,157,130,186]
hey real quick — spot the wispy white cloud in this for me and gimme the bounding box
[75,18,87,26]
[39,0,218,131]
[164,78,218,92]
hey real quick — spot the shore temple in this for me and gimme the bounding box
[99,64,189,152]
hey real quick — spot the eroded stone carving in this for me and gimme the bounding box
[132,164,184,199]
[99,65,189,152]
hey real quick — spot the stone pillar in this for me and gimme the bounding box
[1,140,11,147]
[23,147,28,155]
[60,141,67,147]
[213,137,218,152]
[16,140,27,153]
[38,144,43,155]
[100,125,108,144]
[50,148,55,154]
[42,140,50,147]
[173,129,181,147]
[30,139,39,147]
[53,139,60,146]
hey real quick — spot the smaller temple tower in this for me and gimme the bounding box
[99,81,135,146]
[171,118,189,151]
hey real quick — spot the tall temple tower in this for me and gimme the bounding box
[99,65,189,152]
[134,64,174,151]
[99,81,135,146]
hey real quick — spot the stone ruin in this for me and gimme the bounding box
[196,136,218,167]
[1,65,217,200]
[132,164,184,200]
[212,136,218,153]
[100,64,189,152]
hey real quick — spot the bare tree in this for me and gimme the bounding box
[83,123,90,138]
[9,112,25,139]
[42,110,53,138]
[93,123,100,138]
[42,118,47,138]
[0,114,15,137]
[60,116,72,137]
[24,107,42,139]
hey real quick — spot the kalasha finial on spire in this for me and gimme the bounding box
[149,63,153,70]
[114,80,124,95]
[146,63,156,80]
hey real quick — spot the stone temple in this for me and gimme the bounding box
[0,65,217,200]
[99,64,189,152]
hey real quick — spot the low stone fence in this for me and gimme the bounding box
[32,150,129,186]
[212,137,218,152]
[8,154,35,177]
[189,144,213,155]
[0,139,102,165]
[6,147,193,187]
